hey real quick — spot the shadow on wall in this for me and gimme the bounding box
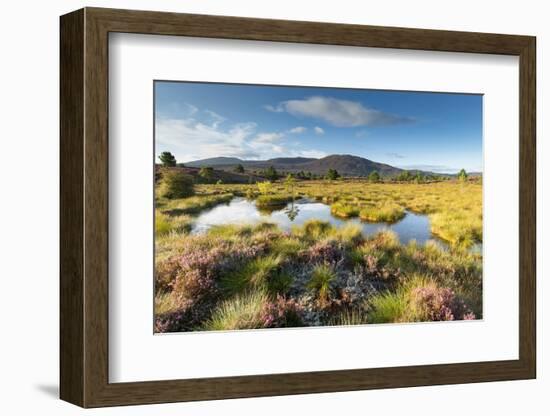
[34,384,58,399]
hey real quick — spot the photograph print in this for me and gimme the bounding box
[154,81,482,333]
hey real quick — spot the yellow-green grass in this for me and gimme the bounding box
[158,193,233,216]
[153,179,482,331]
[330,223,363,246]
[291,219,333,240]
[330,202,360,218]
[366,275,468,323]
[203,290,269,331]
[270,237,307,257]
[307,263,336,302]
[155,212,192,237]
[430,210,482,249]
[221,254,286,295]
[359,204,405,223]
[193,180,481,249]
[255,194,293,208]
[328,308,369,326]
[154,291,180,316]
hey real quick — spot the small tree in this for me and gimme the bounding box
[396,171,412,182]
[326,168,340,180]
[458,168,468,182]
[234,164,245,174]
[263,166,279,181]
[257,181,273,195]
[159,170,194,199]
[284,174,296,197]
[415,172,424,183]
[199,166,214,181]
[368,171,380,183]
[158,151,176,167]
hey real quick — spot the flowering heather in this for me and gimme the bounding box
[154,300,214,332]
[160,237,268,308]
[411,285,476,321]
[155,256,181,292]
[304,239,344,265]
[261,295,304,328]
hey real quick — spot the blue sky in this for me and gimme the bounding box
[155,81,482,173]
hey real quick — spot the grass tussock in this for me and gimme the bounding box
[308,264,337,302]
[203,291,269,331]
[255,194,293,208]
[367,275,476,323]
[359,204,405,223]
[292,219,333,240]
[330,202,359,218]
[330,223,363,246]
[155,212,192,237]
[221,254,285,295]
[328,309,369,326]
[160,193,233,216]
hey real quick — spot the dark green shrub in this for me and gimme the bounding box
[159,170,194,199]
[158,151,177,167]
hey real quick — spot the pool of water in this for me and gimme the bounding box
[191,197,451,247]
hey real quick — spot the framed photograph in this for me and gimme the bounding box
[60,7,536,408]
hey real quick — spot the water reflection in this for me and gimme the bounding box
[283,201,300,221]
[191,197,453,247]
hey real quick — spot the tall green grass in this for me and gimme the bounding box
[328,309,369,326]
[155,212,192,237]
[203,291,268,331]
[307,264,336,302]
[221,255,285,295]
[292,219,333,240]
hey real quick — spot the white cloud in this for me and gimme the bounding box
[254,132,284,143]
[314,126,325,135]
[289,126,307,134]
[398,164,458,174]
[295,149,328,158]
[204,110,225,128]
[264,104,284,113]
[183,103,198,116]
[269,96,413,127]
[156,109,326,162]
[156,117,259,162]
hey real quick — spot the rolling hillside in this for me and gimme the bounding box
[185,154,427,177]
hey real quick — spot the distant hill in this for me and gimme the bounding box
[186,157,245,167]
[184,154,435,177]
[297,154,403,176]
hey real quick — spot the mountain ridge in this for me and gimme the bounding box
[184,154,456,177]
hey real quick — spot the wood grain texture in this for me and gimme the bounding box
[59,8,84,407]
[518,38,537,376]
[59,7,537,408]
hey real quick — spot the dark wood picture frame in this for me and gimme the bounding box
[60,7,536,408]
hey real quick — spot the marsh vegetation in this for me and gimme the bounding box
[154,171,482,332]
